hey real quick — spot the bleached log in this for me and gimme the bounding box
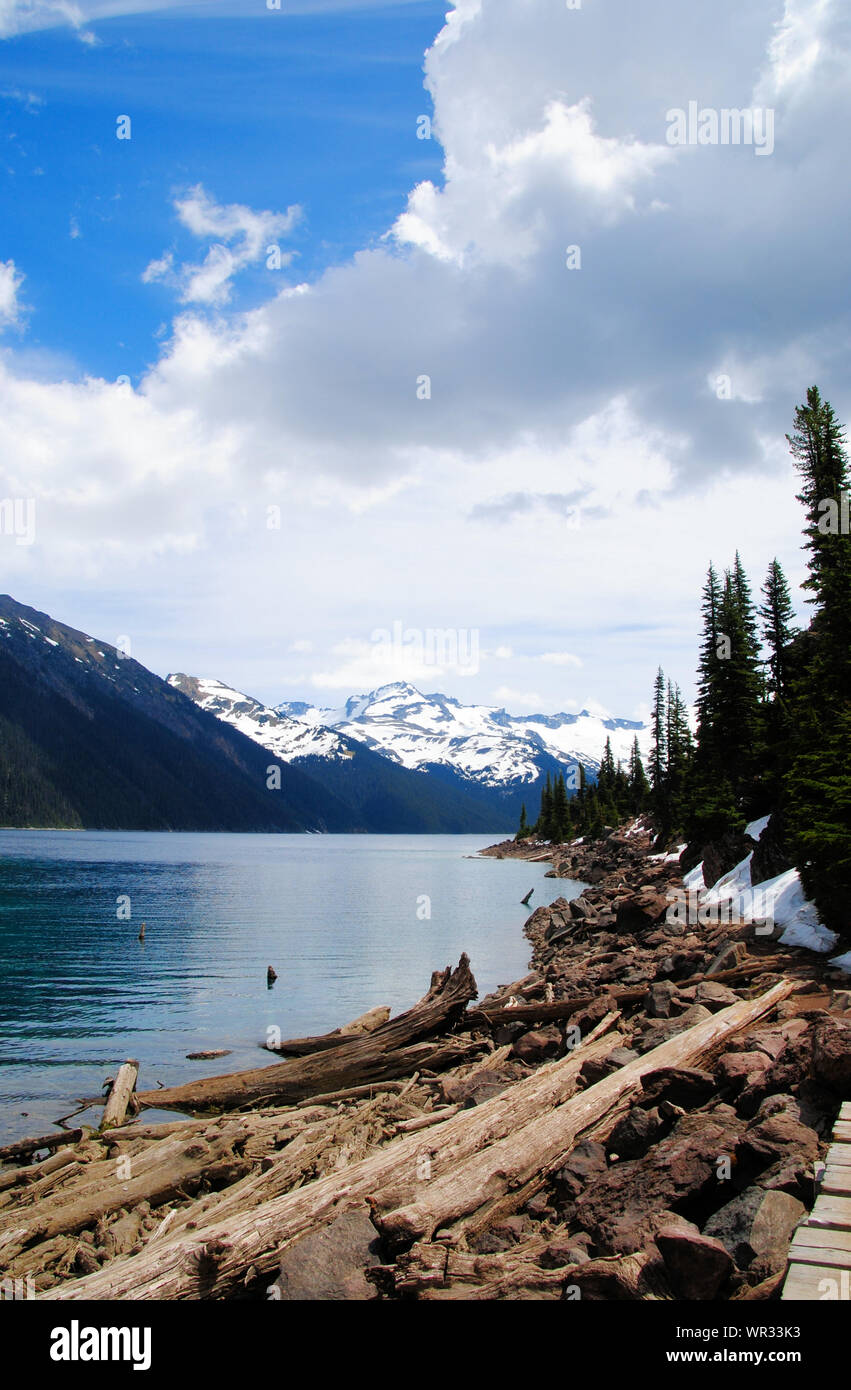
[395,1106,461,1134]
[101,1061,139,1131]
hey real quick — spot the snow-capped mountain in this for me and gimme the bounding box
[167,675,352,762]
[168,674,650,828]
[165,673,510,832]
[276,681,650,788]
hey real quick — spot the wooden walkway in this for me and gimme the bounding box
[782,1101,851,1299]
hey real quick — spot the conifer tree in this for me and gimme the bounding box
[715,568,763,807]
[650,667,667,810]
[515,801,531,841]
[536,772,554,840]
[694,563,723,754]
[628,736,650,814]
[785,387,851,931]
[759,558,798,701]
[551,772,570,843]
[664,680,693,831]
[786,385,851,695]
[598,737,616,800]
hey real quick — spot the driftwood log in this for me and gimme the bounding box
[0,1130,83,1165]
[134,957,477,1114]
[464,956,786,1033]
[43,1016,624,1299]
[101,1061,139,1130]
[266,1006,392,1056]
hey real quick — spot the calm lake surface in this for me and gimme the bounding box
[0,832,584,1143]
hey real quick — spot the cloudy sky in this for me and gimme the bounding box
[0,0,848,720]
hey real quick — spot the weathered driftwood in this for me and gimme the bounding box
[395,1106,461,1134]
[264,1005,392,1056]
[101,1060,139,1130]
[294,1080,408,1107]
[463,956,786,1033]
[371,979,795,1249]
[0,1146,80,1198]
[387,1236,570,1299]
[44,1017,623,1299]
[0,1119,249,1244]
[0,1129,83,1165]
[135,957,477,1113]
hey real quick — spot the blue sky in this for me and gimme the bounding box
[0,0,849,719]
[0,5,444,379]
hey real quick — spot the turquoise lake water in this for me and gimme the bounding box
[0,831,584,1143]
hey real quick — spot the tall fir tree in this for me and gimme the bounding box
[786,385,851,695]
[664,679,693,831]
[628,736,650,814]
[757,557,799,807]
[536,772,554,841]
[650,667,667,813]
[551,773,570,843]
[785,388,851,932]
[759,558,797,702]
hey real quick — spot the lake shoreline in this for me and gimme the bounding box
[2,824,849,1301]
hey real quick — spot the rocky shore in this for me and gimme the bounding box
[1,824,849,1301]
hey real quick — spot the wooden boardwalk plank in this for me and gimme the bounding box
[789,1242,851,1270]
[825,1144,851,1167]
[832,1122,851,1143]
[794,1225,851,1253]
[821,1169,851,1197]
[806,1196,851,1231]
[839,1102,851,1123]
[782,1263,847,1300]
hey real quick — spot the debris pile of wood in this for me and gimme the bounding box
[2,830,850,1302]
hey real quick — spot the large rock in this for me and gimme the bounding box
[694,981,742,1010]
[811,1015,851,1094]
[706,940,748,976]
[738,1111,820,1170]
[655,1226,733,1300]
[716,1050,772,1096]
[635,1005,714,1053]
[638,1066,718,1111]
[608,1106,666,1160]
[270,1210,381,1300]
[701,832,755,892]
[569,896,597,921]
[703,1188,806,1272]
[573,1109,744,1255]
[615,890,671,934]
[441,1065,515,1107]
[553,1140,608,1200]
[512,1025,562,1064]
[540,1234,593,1268]
[646,980,681,1019]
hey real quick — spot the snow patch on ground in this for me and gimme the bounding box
[829,951,851,974]
[683,862,705,892]
[691,852,839,954]
[648,844,687,864]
